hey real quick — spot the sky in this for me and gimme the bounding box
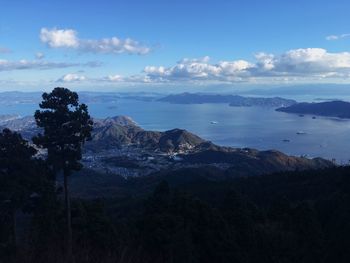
[1,0,350,91]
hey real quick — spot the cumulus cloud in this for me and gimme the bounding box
[142,56,254,82]
[56,48,350,85]
[0,59,101,72]
[141,48,350,83]
[326,33,350,41]
[57,73,86,82]
[40,28,79,48]
[40,27,151,55]
[257,48,350,77]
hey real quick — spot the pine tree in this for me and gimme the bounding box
[33,87,93,262]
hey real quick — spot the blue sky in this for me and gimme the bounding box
[1,0,350,91]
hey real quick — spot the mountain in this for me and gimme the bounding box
[276,100,350,118]
[87,116,206,153]
[85,116,333,176]
[0,115,39,139]
[0,115,206,154]
[0,114,20,122]
[158,92,297,107]
[0,114,334,177]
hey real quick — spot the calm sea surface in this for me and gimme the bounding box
[1,98,350,163]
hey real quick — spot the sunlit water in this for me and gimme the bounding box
[1,98,350,163]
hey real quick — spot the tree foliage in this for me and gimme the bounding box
[33,87,93,172]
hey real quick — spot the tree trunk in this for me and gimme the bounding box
[12,207,17,253]
[64,168,74,263]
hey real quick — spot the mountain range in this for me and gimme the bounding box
[0,114,333,178]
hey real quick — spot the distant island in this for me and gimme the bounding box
[276,100,350,118]
[0,91,162,106]
[0,91,297,108]
[158,92,297,107]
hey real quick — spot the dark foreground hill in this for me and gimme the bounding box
[67,166,350,263]
[276,100,350,118]
[3,165,350,263]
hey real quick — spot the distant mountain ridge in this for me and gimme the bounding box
[158,92,297,107]
[276,100,350,118]
[0,114,334,177]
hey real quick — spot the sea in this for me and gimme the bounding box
[1,95,350,164]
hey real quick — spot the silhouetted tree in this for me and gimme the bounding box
[0,128,37,252]
[33,87,93,262]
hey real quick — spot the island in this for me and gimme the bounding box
[158,92,297,107]
[276,100,350,118]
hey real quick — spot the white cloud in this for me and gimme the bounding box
[141,48,350,83]
[143,56,242,82]
[40,28,79,48]
[48,48,350,86]
[40,27,151,55]
[100,74,152,83]
[56,73,149,84]
[326,35,340,41]
[57,73,86,82]
[0,59,101,72]
[106,74,123,82]
[264,48,350,76]
[142,56,253,82]
[326,33,350,41]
